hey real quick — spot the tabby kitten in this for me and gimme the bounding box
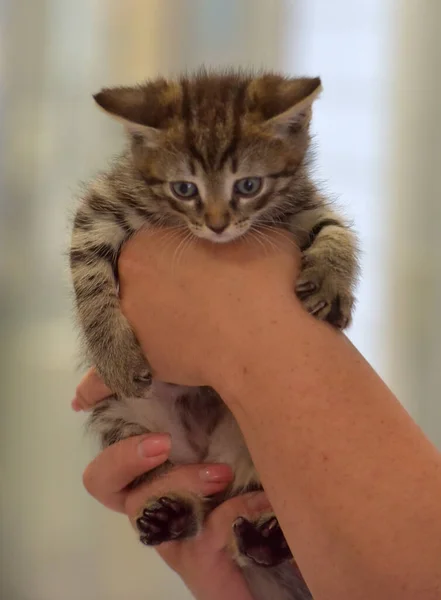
[70,70,358,600]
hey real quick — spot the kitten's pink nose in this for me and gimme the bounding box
[205,210,230,234]
[207,223,228,234]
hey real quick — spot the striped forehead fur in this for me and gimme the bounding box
[94,68,322,175]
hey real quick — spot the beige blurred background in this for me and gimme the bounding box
[1,0,440,598]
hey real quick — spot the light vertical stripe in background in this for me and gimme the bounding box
[388,0,441,438]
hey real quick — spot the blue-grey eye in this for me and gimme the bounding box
[234,177,263,197]
[171,181,198,199]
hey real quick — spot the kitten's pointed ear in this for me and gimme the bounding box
[248,76,322,137]
[93,82,178,146]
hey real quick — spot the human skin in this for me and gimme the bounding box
[82,430,269,600]
[78,229,441,600]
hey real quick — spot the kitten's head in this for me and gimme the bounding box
[94,70,321,242]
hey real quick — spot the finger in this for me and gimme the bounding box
[124,463,234,519]
[72,368,113,411]
[83,434,171,512]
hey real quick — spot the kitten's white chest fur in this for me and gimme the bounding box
[108,382,204,464]
[98,380,256,490]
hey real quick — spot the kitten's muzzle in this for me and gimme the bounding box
[204,211,231,235]
[207,223,228,234]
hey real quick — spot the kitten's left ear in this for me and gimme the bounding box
[93,80,180,146]
[93,87,160,145]
[248,76,322,137]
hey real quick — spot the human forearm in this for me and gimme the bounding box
[211,295,441,600]
[117,229,441,599]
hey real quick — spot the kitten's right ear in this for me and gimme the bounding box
[247,76,322,138]
[93,82,177,146]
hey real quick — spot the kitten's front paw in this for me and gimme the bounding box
[296,252,354,329]
[95,339,152,398]
[135,494,201,546]
[233,515,292,567]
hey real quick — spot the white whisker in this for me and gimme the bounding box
[171,231,192,273]
[248,229,270,256]
[175,230,195,269]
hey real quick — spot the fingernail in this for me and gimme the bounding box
[138,434,171,458]
[246,492,272,512]
[199,464,233,482]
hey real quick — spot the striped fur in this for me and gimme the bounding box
[70,70,359,600]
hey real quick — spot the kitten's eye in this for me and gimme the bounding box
[171,181,198,199]
[234,177,263,197]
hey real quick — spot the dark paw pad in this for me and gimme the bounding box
[233,516,292,567]
[324,295,349,329]
[136,496,197,546]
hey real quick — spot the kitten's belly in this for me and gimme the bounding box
[124,381,205,464]
[107,380,258,490]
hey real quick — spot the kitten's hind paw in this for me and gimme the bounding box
[233,514,292,567]
[135,494,202,546]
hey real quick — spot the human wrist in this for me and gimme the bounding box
[203,288,306,404]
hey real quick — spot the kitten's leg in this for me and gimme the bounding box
[89,396,206,546]
[232,513,293,568]
[135,492,205,546]
[89,397,150,446]
[233,516,313,599]
[89,396,173,488]
[290,205,359,329]
[71,188,150,396]
[242,563,313,600]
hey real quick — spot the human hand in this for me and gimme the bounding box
[118,228,301,387]
[72,367,111,411]
[83,433,270,600]
[74,370,270,599]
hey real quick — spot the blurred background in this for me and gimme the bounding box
[1,0,440,598]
